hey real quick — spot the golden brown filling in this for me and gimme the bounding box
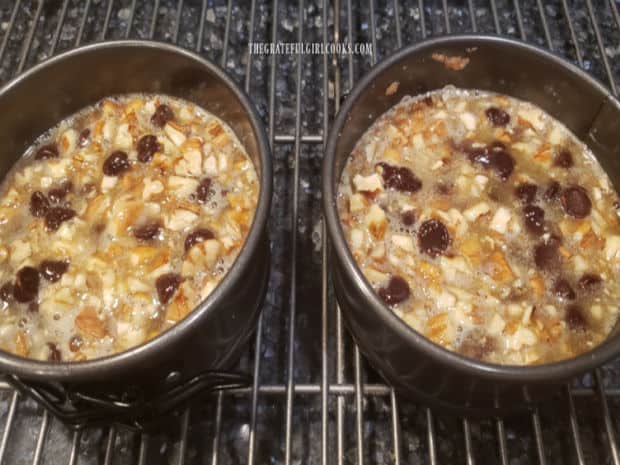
[338,88,620,365]
[0,94,258,361]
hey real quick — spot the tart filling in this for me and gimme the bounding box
[338,87,620,365]
[0,94,258,361]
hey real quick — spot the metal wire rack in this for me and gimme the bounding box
[0,0,618,464]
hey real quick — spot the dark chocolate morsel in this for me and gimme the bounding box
[566,305,587,330]
[554,149,573,168]
[485,107,510,127]
[30,191,50,217]
[133,222,161,241]
[553,279,575,300]
[13,267,40,303]
[578,273,602,292]
[155,273,183,304]
[560,186,591,218]
[185,228,215,252]
[377,276,410,305]
[515,183,537,204]
[102,150,130,176]
[418,219,451,257]
[35,144,59,160]
[151,104,174,127]
[137,134,161,163]
[377,162,422,193]
[45,207,76,231]
[39,260,69,283]
[523,205,545,235]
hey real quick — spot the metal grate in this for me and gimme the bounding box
[0,1,618,464]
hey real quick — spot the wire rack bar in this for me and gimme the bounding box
[75,0,91,47]
[418,0,426,38]
[468,0,477,32]
[149,0,160,38]
[560,0,583,67]
[17,0,42,74]
[103,426,117,465]
[512,0,525,40]
[137,433,148,465]
[442,0,451,33]
[177,409,190,465]
[0,391,18,465]
[585,0,618,95]
[536,0,552,50]
[595,369,620,465]
[0,0,21,64]
[393,0,402,48]
[221,0,233,68]
[566,385,586,465]
[31,411,49,465]
[195,0,207,53]
[426,408,437,465]
[463,418,474,465]
[124,0,137,38]
[320,0,330,462]
[172,0,183,44]
[283,1,304,463]
[101,0,115,41]
[49,0,70,56]
[489,0,501,34]
[531,409,547,465]
[496,419,509,465]
[67,431,81,465]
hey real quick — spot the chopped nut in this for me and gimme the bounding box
[353,173,383,192]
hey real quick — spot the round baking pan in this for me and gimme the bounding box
[323,34,620,415]
[0,40,272,423]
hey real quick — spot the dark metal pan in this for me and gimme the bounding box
[323,35,620,416]
[0,40,272,428]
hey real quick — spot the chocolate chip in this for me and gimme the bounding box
[515,183,537,204]
[155,273,183,304]
[28,302,38,313]
[401,211,416,226]
[523,205,545,235]
[554,149,573,168]
[553,279,575,300]
[137,134,162,163]
[376,162,422,193]
[102,150,130,176]
[185,228,215,252]
[566,305,587,330]
[485,107,510,127]
[423,96,434,107]
[461,142,491,166]
[578,273,602,292]
[0,283,13,303]
[151,104,174,127]
[544,181,561,201]
[78,128,91,147]
[47,343,62,362]
[133,222,161,241]
[45,207,76,231]
[39,260,69,283]
[534,241,560,271]
[489,149,514,181]
[69,335,83,352]
[30,191,50,217]
[418,219,451,257]
[48,181,72,203]
[561,186,591,218]
[13,266,40,303]
[35,143,59,160]
[377,276,410,305]
[195,178,212,203]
